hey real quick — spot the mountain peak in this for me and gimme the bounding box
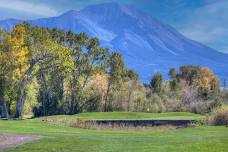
[61,3,132,19]
[83,2,123,10]
[81,2,136,17]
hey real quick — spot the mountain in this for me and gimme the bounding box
[1,2,228,82]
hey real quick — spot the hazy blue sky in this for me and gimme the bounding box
[0,0,227,53]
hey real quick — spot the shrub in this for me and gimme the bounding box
[165,99,182,112]
[84,95,101,112]
[189,100,219,114]
[220,90,228,104]
[208,105,228,126]
[144,94,166,113]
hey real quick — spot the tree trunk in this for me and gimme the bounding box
[15,64,34,119]
[127,80,137,112]
[127,90,133,112]
[104,82,111,112]
[69,72,81,115]
[40,73,50,116]
[15,85,27,119]
[0,96,9,119]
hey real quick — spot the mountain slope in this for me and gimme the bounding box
[0,2,228,81]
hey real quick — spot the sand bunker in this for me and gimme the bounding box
[0,134,39,150]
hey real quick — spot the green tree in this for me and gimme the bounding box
[0,24,135,117]
[169,68,177,79]
[104,52,125,111]
[63,31,110,114]
[169,79,178,91]
[179,65,201,85]
[150,73,163,94]
[168,68,178,91]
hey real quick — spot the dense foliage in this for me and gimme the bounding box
[0,24,227,118]
[0,24,136,118]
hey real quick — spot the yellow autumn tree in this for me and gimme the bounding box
[197,67,219,97]
[0,30,14,118]
[4,25,29,80]
[0,26,29,118]
[1,25,31,118]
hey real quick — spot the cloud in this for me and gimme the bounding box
[0,0,58,17]
[181,26,228,43]
[179,0,228,52]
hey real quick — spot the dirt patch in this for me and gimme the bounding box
[0,134,40,150]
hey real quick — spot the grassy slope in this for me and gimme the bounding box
[0,117,227,152]
[44,112,204,121]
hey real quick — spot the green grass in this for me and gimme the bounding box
[0,112,227,152]
[0,118,228,152]
[43,112,204,121]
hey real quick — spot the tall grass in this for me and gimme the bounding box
[208,105,228,126]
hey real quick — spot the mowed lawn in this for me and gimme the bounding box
[0,112,227,152]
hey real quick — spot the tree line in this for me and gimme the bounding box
[0,23,138,118]
[0,24,227,119]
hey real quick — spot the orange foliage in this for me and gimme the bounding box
[197,67,219,94]
[87,74,108,105]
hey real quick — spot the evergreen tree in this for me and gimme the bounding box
[150,73,163,94]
